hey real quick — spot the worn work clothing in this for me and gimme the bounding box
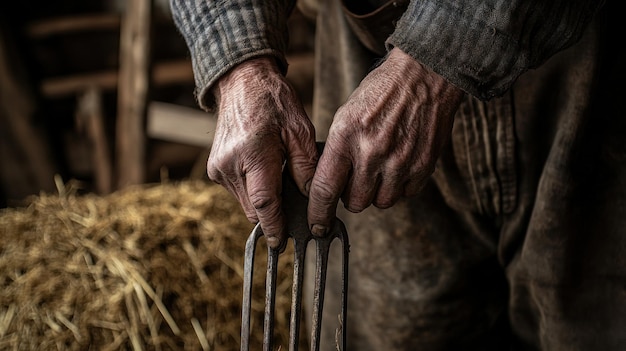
[309,0,626,350]
[171,0,626,349]
[170,0,600,107]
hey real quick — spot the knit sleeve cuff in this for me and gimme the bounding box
[171,0,292,111]
[387,0,600,100]
[387,0,527,100]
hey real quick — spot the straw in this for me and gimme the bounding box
[0,179,306,350]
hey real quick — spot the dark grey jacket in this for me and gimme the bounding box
[170,0,601,108]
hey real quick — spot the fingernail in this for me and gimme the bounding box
[267,236,280,248]
[311,224,328,237]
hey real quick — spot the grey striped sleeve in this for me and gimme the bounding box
[387,0,602,100]
[170,0,295,110]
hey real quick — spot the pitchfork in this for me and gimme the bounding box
[241,170,350,351]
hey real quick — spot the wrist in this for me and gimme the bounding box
[387,48,464,99]
[213,56,282,99]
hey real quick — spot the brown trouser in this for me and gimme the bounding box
[303,0,626,350]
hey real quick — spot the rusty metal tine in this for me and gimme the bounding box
[241,226,264,351]
[242,222,349,351]
[309,222,349,351]
[264,244,281,351]
[310,235,332,351]
[338,223,350,351]
[241,160,349,350]
[289,236,309,351]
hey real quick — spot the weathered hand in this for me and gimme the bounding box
[207,57,318,248]
[307,48,464,236]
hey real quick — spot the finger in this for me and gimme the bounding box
[206,156,258,222]
[372,172,404,209]
[307,149,352,236]
[283,122,318,196]
[214,180,258,222]
[231,179,258,222]
[342,169,380,213]
[245,158,286,249]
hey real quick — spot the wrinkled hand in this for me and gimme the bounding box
[207,57,318,248]
[308,48,464,236]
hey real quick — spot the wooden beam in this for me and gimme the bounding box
[26,14,121,38]
[153,59,195,85]
[146,101,216,147]
[38,52,310,98]
[115,0,152,188]
[42,70,118,98]
[76,87,113,194]
[40,60,193,98]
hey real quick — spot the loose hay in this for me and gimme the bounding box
[0,180,307,350]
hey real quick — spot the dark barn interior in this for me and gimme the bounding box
[0,1,316,349]
[0,0,315,207]
[2,1,625,350]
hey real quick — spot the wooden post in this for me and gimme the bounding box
[116,0,152,188]
[76,87,113,194]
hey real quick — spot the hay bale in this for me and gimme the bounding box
[0,180,306,350]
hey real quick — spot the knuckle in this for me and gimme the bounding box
[311,180,337,204]
[249,190,276,211]
[205,167,222,183]
[361,140,389,161]
[206,155,235,183]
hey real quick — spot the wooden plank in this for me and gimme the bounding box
[115,0,151,188]
[38,52,309,98]
[40,60,193,98]
[146,101,216,147]
[26,14,121,38]
[153,59,195,85]
[42,70,118,98]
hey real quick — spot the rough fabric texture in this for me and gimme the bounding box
[310,0,626,350]
[170,0,601,103]
[169,0,295,111]
[386,0,601,100]
[168,0,626,349]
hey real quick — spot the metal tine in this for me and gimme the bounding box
[241,159,349,351]
[289,235,309,351]
[264,240,281,351]
[310,234,331,351]
[309,222,349,351]
[241,226,263,351]
[241,224,286,351]
[338,222,349,351]
[242,220,349,351]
